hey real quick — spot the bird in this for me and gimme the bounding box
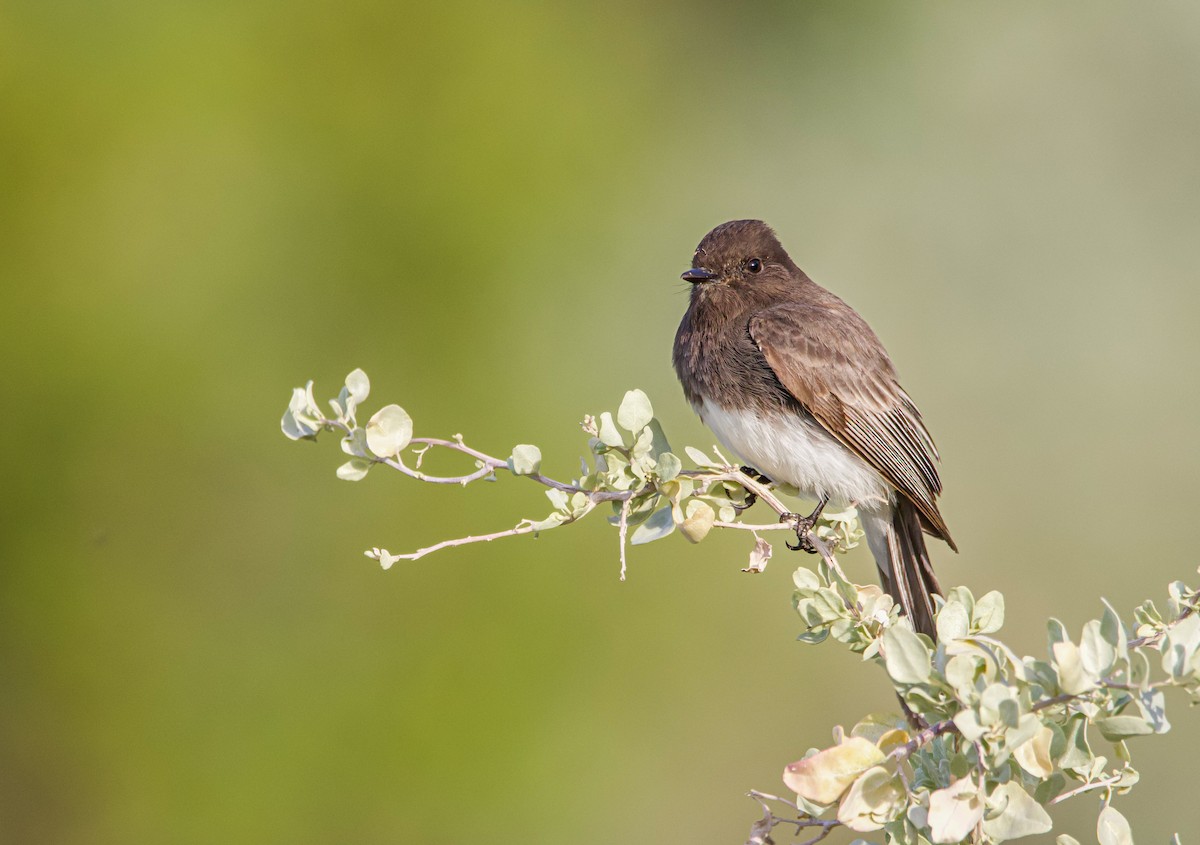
[672,219,955,638]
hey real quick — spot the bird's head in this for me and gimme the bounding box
[681,219,796,288]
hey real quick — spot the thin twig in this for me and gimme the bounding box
[713,521,796,532]
[886,718,957,764]
[746,790,802,813]
[1128,595,1200,648]
[744,791,840,845]
[1032,693,1078,713]
[382,524,540,561]
[1047,770,1127,806]
[618,498,631,582]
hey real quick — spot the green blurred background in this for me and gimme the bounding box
[4,1,1200,842]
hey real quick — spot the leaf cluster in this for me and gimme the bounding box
[784,561,1199,844]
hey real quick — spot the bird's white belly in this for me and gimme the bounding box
[698,400,891,508]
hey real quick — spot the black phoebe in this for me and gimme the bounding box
[673,220,955,638]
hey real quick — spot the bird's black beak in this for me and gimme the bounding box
[681,267,718,284]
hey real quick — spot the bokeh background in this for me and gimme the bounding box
[4,2,1200,842]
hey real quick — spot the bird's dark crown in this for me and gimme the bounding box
[686,219,797,286]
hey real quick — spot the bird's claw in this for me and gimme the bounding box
[781,512,819,554]
[733,466,772,513]
[781,495,829,553]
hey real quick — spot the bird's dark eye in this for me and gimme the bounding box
[746,258,763,273]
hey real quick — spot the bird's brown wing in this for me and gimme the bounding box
[748,302,955,549]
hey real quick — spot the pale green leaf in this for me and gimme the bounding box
[1161,613,1200,679]
[597,412,624,448]
[1095,715,1154,741]
[545,488,570,511]
[1097,805,1133,845]
[617,389,653,433]
[1059,714,1094,776]
[1035,773,1067,805]
[1052,640,1097,695]
[1135,688,1170,733]
[848,713,906,744]
[953,709,986,742]
[282,382,322,439]
[685,446,719,467]
[281,407,317,440]
[927,778,985,844]
[937,600,970,642]
[629,427,656,478]
[980,682,1015,718]
[973,590,1006,634]
[345,368,370,404]
[341,428,369,457]
[646,418,672,459]
[526,513,565,533]
[369,548,400,570]
[837,766,905,832]
[508,444,542,476]
[336,459,371,481]
[1081,619,1117,677]
[1004,714,1041,755]
[365,404,413,457]
[882,625,932,685]
[982,782,1052,841]
[657,451,682,482]
[793,567,821,590]
[630,506,675,545]
[945,585,976,617]
[945,653,981,701]
[1100,599,1127,661]
[1013,722,1055,778]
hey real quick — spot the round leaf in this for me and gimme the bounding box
[927,778,984,844]
[656,451,682,483]
[982,782,1052,840]
[678,499,715,543]
[882,625,932,685]
[508,444,542,476]
[365,404,413,457]
[837,766,905,832]
[617,389,653,433]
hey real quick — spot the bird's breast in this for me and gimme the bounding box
[697,400,891,509]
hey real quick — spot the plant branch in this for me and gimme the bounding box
[1047,770,1128,806]
[745,791,840,845]
[373,524,540,562]
[617,497,631,582]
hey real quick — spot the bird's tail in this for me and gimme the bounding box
[865,498,942,639]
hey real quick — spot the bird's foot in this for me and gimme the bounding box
[733,466,772,512]
[781,512,819,553]
[781,495,830,554]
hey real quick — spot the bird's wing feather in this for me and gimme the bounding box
[748,302,955,548]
